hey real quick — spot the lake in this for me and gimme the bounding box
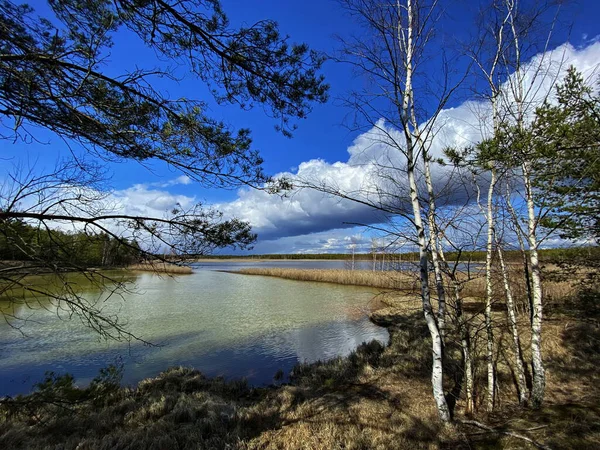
[0,261,388,397]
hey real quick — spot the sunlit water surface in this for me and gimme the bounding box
[0,262,388,396]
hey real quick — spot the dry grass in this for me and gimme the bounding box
[231,267,418,290]
[0,322,466,450]
[232,266,576,314]
[128,262,193,274]
[1,264,598,449]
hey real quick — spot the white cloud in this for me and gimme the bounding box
[152,175,193,188]
[216,161,386,241]
[6,42,597,254]
[214,41,600,252]
[111,184,196,218]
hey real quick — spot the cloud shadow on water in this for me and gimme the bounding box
[0,316,388,397]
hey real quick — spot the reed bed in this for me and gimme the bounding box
[231,267,418,290]
[234,267,579,316]
[128,262,193,274]
[1,264,597,449]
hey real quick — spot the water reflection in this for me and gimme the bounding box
[0,263,388,396]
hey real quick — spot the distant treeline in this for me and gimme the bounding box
[0,219,142,267]
[197,246,600,264]
[196,253,420,261]
[4,218,596,268]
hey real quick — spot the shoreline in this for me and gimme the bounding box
[2,299,593,449]
[127,261,193,274]
[1,263,598,448]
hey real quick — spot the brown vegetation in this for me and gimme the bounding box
[128,262,193,275]
[1,264,598,449]
[230,267,419,290]
[233,266,578,311]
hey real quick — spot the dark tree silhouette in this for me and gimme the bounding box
[0,0,328,340]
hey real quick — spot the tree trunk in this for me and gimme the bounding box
[401,0,450,422]
[457,286,474,415]
[438,243,474,415]
[496,234,529,405]
[523,161,545,408]
[484,167,497,412]
[423,153,447,343]
[408,161,451,422]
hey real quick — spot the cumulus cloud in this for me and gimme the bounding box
[213,41,600,252]
[216,162,387,241]
[248,228,374,254]
[9,42,595,254]
[111,184,196,218]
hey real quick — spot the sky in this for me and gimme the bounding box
[3,0,600,254]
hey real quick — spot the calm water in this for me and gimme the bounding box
[0,262,388,396]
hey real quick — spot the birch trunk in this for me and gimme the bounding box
[484,167,497,412]
[400,0,450,422]
[438,244,474,414]
[456,285,474,415]
[475,13,507,409]
[407,158,450,422]
[496,233,529,405]
[523,161,545,408]
[505,3,545,405]
[422,152,447,343]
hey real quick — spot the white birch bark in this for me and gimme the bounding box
[505,2,546,406]
[437,243,474,414]
[407,154,450,421]
[456,284,474,414]
[484,166,497,412]
[400,0,450,422]
[495,232,529,405]
[473,4,512,411]
[523,161,545,408]
[422,147,447,343]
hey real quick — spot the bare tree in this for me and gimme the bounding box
[292,0,475,422]
[489,0,564,408]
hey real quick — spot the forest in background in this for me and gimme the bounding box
[0,219,141,268]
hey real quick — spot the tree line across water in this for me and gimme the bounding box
[0,219,142,268]
[3,218,597,268]
[195,246,600,264]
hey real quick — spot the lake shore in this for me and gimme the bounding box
[1,261,598,449]
[224,267,419,290]
[0,299,456,449]
[2,282,598,449]
[1,260,193,276]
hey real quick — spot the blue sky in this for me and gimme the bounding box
[3,0,600,254]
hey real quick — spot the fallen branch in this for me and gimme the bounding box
[459,419,552,450]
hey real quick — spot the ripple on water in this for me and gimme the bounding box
[0,263,388,396]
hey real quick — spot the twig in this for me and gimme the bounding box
[459,419,552,450]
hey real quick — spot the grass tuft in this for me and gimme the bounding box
[128,262,193,274]
[230,267,418,290]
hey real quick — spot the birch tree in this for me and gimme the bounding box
[495,0,555,408]
[465,0,566,409]
[306,0,474,421]
[473,28,504,412]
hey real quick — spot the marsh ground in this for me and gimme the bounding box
[1,262,598,449]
